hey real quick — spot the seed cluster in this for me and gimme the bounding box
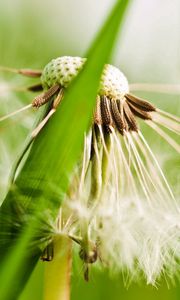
[41,56,129,99]
[41,56,86,89]
[41,56,156,134]
[98,64,129,99]
[94,94,156,134]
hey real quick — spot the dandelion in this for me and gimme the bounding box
[0,56,179,285]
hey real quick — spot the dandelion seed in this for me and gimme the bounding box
[0,56,179,284]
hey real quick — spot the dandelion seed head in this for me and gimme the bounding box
[99,64,129,99]
[41,56,129,100]
[41,56,86,89]
[1,56,179,286]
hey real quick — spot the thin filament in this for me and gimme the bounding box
[133,132,174,204]
[138,131,176,202]
[111,133,126,196]
[146,120,180,153]
[151,112,180,135]
[129,83,180,95]
[109,134,119,200]
[110,127,143,213]
[156,108,180,123]
[79,133,90,194]
[0,66,20,74]
[124,133,152,204]
[128,133,163,201]
[31,108,56,138]
[0,104,32,122]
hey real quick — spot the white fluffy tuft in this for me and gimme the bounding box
[63,128,180,285]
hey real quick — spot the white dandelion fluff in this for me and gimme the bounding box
[64,127,180,285]
[0,56,179,285]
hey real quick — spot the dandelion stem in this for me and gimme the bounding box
[44,236,72,300]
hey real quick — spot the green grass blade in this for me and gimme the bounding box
[0,220,41,300]
[0,0,130,299]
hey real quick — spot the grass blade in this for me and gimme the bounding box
[0,1,130,299]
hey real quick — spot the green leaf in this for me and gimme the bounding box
[0,0,130,299]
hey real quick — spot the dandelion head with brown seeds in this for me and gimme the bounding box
[0,56,179,285]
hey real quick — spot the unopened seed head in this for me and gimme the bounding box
[41,56,86,89]
[41,56,129,99]
[99,64,129,99]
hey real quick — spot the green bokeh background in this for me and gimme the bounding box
[0,0,179,299]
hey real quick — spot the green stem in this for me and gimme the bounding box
[44,236,72,300]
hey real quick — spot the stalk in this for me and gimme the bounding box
[44,236,72,300]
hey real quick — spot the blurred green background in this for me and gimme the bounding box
[0,0,179,299]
